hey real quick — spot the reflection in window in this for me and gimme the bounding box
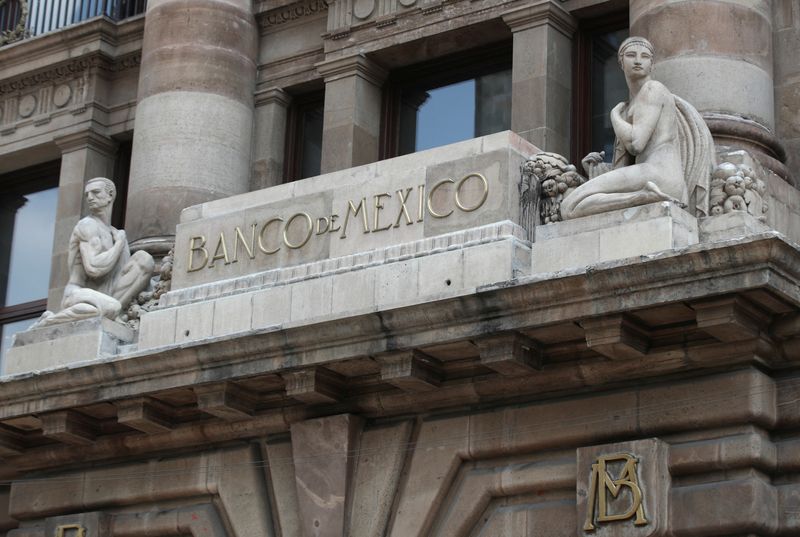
[590,29,629,161]
[398,69,512,155]
[0,162,59,372]
[2,187,58,306]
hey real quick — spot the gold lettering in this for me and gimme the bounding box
[372,192,393,232]
[340,198,369,239]
[187,235,208,272]
[283,212,313,249]
[584,453,647,532]
[208,231,231,268]
[56,525,86,537]
[455,172,489,212]
[417,184,425,222]
[232,224,257,262]
[258,217,283,255]
[316,217,330,235]
[329,214,341,233]
[426,178,455,218]
[394,187,414,227]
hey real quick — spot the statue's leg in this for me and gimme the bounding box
[111,250,155,310]
[35,289,122,327]
[561,165,667,220]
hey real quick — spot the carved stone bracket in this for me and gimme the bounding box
[691,296,770,343]
[40,410,97,446]
[475,331,543,375]
[282,368,345,403]
[194,383,258,420]
[581,314,651,360]
[377,349,443,391]
[115,397,174,434]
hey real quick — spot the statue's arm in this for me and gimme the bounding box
[611,84,665,156]
[76,222,125,278]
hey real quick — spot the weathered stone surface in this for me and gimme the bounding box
[290,414,363,537]
[4,318,133,375]
[531,202,698,274]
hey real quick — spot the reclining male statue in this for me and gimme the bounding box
[560,36,714,220]
[35,177,154,327]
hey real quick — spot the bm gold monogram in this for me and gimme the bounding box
[584,453,648,532]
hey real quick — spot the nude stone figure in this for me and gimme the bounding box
[560,37,713,220]
[35,178,154,327]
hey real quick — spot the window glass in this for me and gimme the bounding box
[590,29,629,160]
[299,103,324,180]
[2,187,58,306]
[0,317,36,366]
[398,69,511,155]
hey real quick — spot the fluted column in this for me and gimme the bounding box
[127,0,258,256]
[631,0,788,179]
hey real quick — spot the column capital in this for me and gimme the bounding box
[502,0,577,36]
[53,130,118,156]
[254,87,293,108]
[315,53,388,86]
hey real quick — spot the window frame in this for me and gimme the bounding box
[571,12,629,164]
[380,41,513,160]
[283,90,325,183]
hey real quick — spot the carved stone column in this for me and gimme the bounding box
[316,54,386,174]
[252,87,292,190]
[51,131,118,310]
[631,0,789,180]
[503,0,576,156]
[127,0,258,256]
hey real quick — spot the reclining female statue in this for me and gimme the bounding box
[560,37,714,220]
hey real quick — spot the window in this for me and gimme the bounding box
[0,162,60,369]
[284,91,325,182]
[381,43,512,158]
[573,15,629,163]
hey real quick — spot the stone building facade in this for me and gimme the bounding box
[0,0,799,536]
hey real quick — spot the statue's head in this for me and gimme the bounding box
[618,36,655,78]
[85,177,116,213]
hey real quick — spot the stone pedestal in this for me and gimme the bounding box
[3,318,133,375]
[531,202,699,273]
[127,0,258,256]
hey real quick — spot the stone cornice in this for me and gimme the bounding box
[501,0,577,36]
[315,53,388,85]
[0,52,140,96]
[254,87,293,108]
[0,16,144,80]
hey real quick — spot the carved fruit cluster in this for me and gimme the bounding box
[709,162,768,220]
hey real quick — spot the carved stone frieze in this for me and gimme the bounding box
[0,52,140,129]
[258,0,329,30]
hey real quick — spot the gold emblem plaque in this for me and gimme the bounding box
[55,524,86,537]
[584,453,648,532]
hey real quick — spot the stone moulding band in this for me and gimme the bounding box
[160,220,527,308]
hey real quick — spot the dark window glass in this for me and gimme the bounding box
[590,29,629,161]
[285,93,324,182]
[573,14,629,163]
